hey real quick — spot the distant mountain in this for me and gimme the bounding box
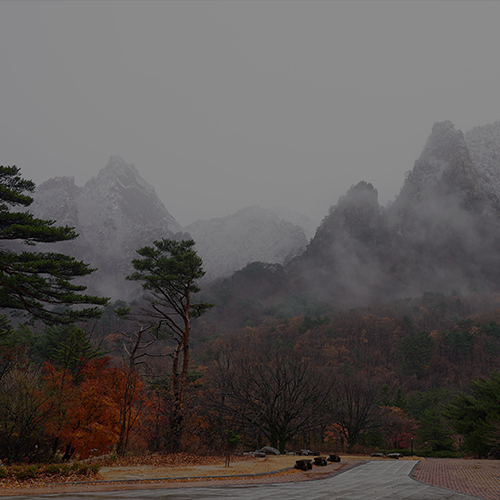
[31,156,183,300]
[385,120,497,296]
[185,206,308,281]
[284,120,500,307]
[267,207,316,241]
[287,181,394,305]
[30,157,310,300]
[29,120,500,309]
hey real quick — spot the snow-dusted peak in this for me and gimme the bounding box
[85,156,155,196]
[99,156,141,184]
[185,206,308,281]
[269,206,315,241]
[36,176,80,195]
[105,155,138,173]
[80,157,181,232]
[29,157,183,300]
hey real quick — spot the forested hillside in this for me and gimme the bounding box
[4,120,500,469]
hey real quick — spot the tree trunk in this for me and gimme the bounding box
[167,307,191,452]
[167,403,184,452]
[278,429,288,454]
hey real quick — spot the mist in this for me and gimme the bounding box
[284,121,500,310]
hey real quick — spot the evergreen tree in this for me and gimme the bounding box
[417,406,455,452]
[393,387,408,413]
[377,384,393,407]
[127,238,213,451]
[445,371,500,457]
[0,166,108,323]
[34,323,103,375]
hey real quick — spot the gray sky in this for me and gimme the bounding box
[1,1,499,227]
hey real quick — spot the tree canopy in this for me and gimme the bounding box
[0,166,108,323]
[127,238,213,328]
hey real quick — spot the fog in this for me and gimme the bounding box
[1,1,500,227]
[281,120,500,311]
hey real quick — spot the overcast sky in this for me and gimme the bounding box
[1,1,499,227]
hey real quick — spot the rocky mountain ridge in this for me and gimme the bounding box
[28,119,500,308]
[285,120,500,307]
[30,157,310,300]
[31,157,184,299]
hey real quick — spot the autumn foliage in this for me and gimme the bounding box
[41,358,143,459]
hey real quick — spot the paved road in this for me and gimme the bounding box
[3,460,483,500]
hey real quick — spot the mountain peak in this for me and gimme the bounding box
[88,156,153,194]
[82,157,181,233]
[102,156,139,177]
[392,121,478,223]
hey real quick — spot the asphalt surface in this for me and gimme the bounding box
[2,460,483,500]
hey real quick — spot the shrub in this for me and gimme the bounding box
[80,463,100,476]
[59,464,72,476]
[43,464,61,476]
[13,465,39,480]
[416,449,462,458]
[68,462,100,476]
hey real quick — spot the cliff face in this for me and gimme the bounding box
[383,122,479,295]
[390,121,479,233]
[465,120,500,215]
[75,156,182,266]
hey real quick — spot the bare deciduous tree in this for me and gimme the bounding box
[206,338,332,452]
[329,371,384,449]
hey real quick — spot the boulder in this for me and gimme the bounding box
[258,446,280,455]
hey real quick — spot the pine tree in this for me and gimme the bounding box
[127,238,213,451]
[0,166,108,323]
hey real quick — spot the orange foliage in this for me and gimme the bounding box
[41,358,143,458]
